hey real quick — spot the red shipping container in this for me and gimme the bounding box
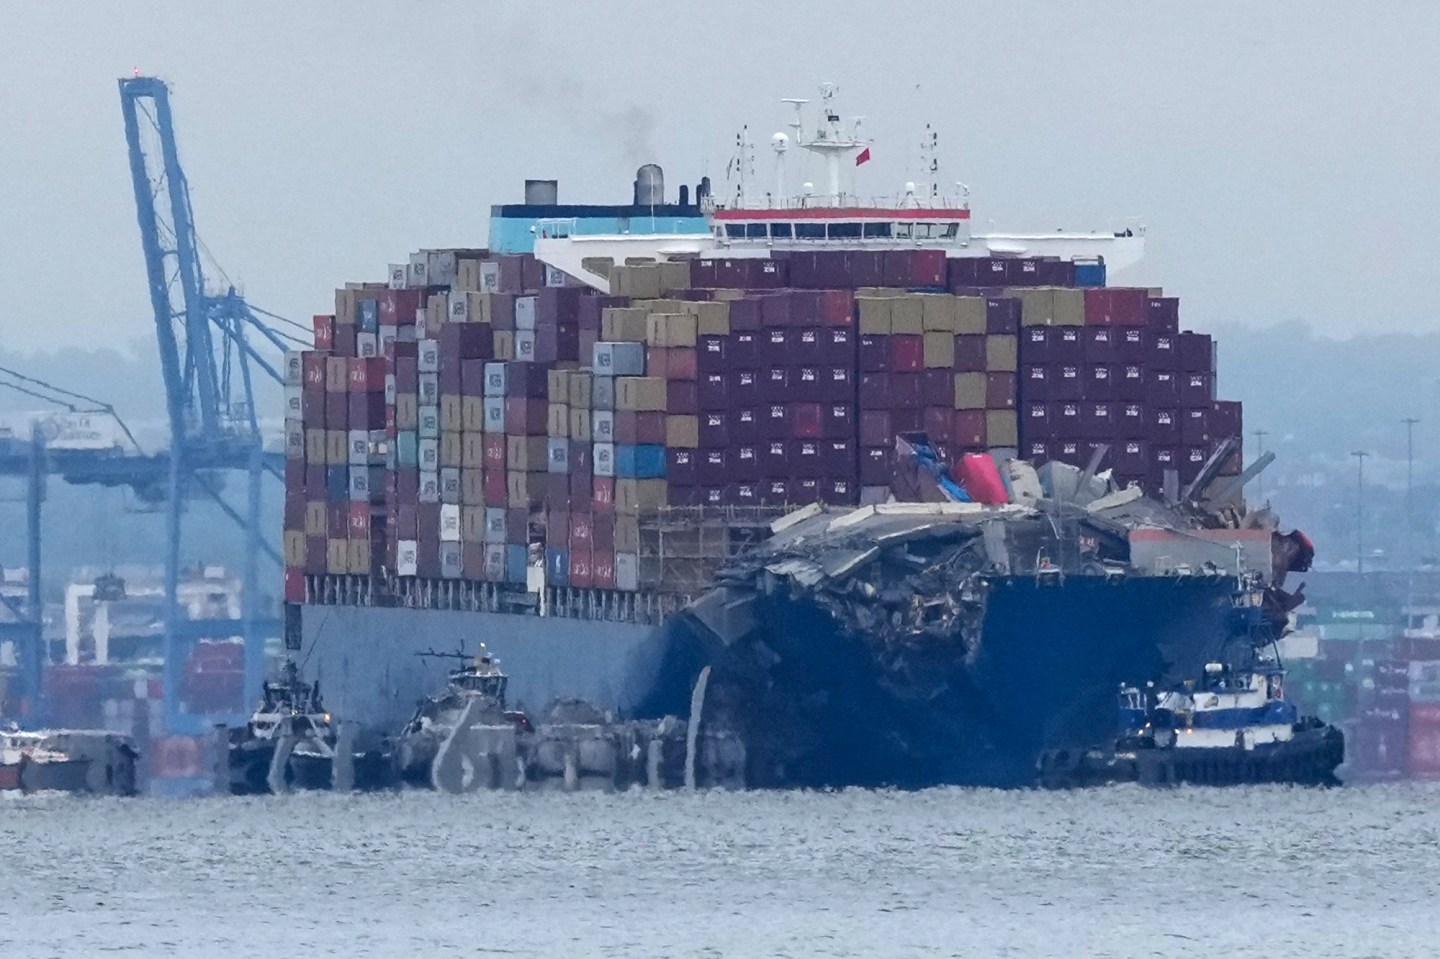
[483,435,506,471]
[646,347,671,379]
[985,372,1017,409]
[568,547,594,588]
[591,550,616,589]
[312,315,335,351]
[957,454,1008,504]
[483,470,507,505]
[792,403,824,438]
[284,568,306,603]
[668,348,698,381]
[883,249,946,287]
[1409,703,1440,779]
[1084,288,1148,326]
[592,477,615,511]
[953,410,986,448]
[348,503,371,539]
[818,289,855,326]
[888,335,924,372]
[303,353,327,391]
[923,406,952,443]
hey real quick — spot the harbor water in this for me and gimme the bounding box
[3,784,1438,958]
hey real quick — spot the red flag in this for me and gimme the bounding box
[855,147,871,166]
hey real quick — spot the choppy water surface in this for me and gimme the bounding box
[3,784,1438,958]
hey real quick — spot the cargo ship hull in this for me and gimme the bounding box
[300,604,658,735]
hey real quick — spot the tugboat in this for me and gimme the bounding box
[396,646,532,791]
[0,728,92,793]
[1042,583,1345,787]
[228,660,337,794]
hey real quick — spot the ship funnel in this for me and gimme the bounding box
[698,176,712,202]
[634,163,664,205]
[678,183,690,206]
[524,179,558,205]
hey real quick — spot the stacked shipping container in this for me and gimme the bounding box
[282,248,1245,601]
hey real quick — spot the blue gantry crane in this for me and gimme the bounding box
[116,74,303,735]
[1,76,305,739]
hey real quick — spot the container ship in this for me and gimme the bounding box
[282,88,1310,786]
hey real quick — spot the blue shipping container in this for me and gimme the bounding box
[505,544,528,585]
[546,547,570,587]
[358,299,380,333]
[326,466,349,501]
[616,443,668,479]
[1074,260,1107,288]
[396,432,419,468]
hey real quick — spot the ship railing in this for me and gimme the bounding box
[706,193,970,213]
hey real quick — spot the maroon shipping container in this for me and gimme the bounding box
[438,323,493,361]
[506,362,549,398]
[728,298,763,332]
[1177,332,1215,373]
[669,380,698,414]
[859,446,891,484]
[1083,288,1147,326]
[986,296,1021,334]
[883,249,947,288]
[505,397,548,435]
[1146,297,1180,332]
[1210,400,1243,439]
[859,409,891,447]
[890,373,923,410]
[636,411,666,445]
[954,334,986,370]
[985,372,1017,409]
[920,370,951,407]
[888,335,924,372]
[858,372,890,409]
[792,402,824,438]
[922,406,951,443]
[953,410,986,448]
[858,334,889,372]
[1181,408,1210,445]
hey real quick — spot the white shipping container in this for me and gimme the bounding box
[483,398,505,432]
[384,374,397,406]
[283,351,304,385]
[368,430,387,465]
[615,552,639,592]
[389,264,407,290]
[439,503,462,542]
[396,540,420,577]
[427,250,458,287]
[440,467,461,503]
[284,384,303,419]
[448,290,469,323]
[284,425,304,458]
[484,507,506,543]
[418,372,440,406]
[547,438,570,474]
[418,406,440,439]
[418,471,440,503]
[484,361,508,397]
[479,261,500,292]
[592,411,615,443]
[514,330,536,361]
[593,442,615,478]
[356,332,378,358]
[379,324,398,354]
[347,430,369,465]
[417,339,440,373]
[515,296,538,330]
[418,438,440,472]
[545,264,568,288]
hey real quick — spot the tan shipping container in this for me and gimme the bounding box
[954,372,986,410]
[440,395,463,432]
[665,415,700,448]
[857,297,892,335]
[461,468,486,506]
[692,301,731,336]
[305,429,327,464]
[325,356,348,393]
[547,369,570,403]
[507,470,541,504]
[568,372,593,409]
[617,376,667,412]
[986,335,1018,372]
[986,410,1019,447]
[327,538,349,575]
[921,295,957,333]
[601,307,650,342]
[440,431,463,468]
[461,506,486,543]
[346,539,372,576]
[954,296,987,335]
[1052,288,1086,326]
[493,331,515,361]
[304,502,327,538]
[506,435,549,472]
[658,259,692,293]
[1016,288,1057,327]
[889,296,924,335]
[283,530,307,566]
[923,332,956,369]
[334,287,358,325]
[615,479,667,514]
[396,394,419,431]
[461,396,485,432]
[569,407,593,442]
[462,432,485,469]
[326,430,349,465]
[614,516,641,553]
[548,403,570,438]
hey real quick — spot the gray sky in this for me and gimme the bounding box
[3,1,1437,362]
